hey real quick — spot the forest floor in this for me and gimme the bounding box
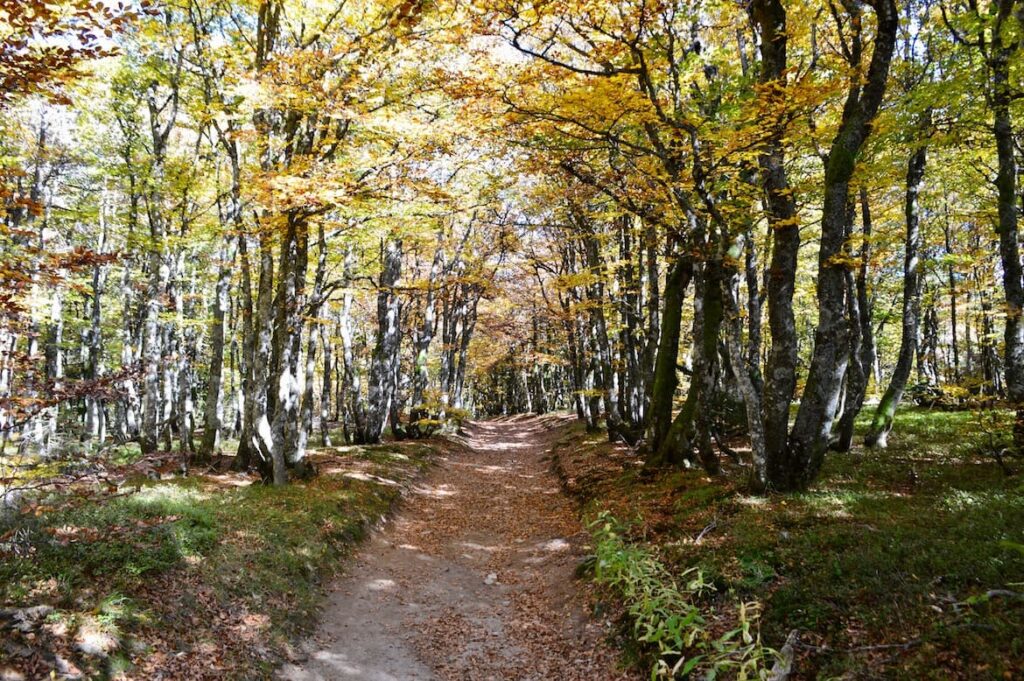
[4,409,1021,680]
[278,415,631,681]
[0,434,443,680]
[552,406,1024,679]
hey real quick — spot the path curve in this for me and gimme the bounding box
[278,415,632,681]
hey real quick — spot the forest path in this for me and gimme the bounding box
[277,415,631,681]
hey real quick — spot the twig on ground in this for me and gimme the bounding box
[694,518,717,545]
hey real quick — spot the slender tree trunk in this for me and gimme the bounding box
[744,226,764,395]
[579,218,625,440]
[200,146,243,459]
[410,237,443,429]
[320,319,333,447]
[339,247,366,443]
[722,240,768,486]
[645,257,692,454]
[362,238,402,443]
[865,134,927,446]
[85,192,109,443]
[943,201,960,381]
[140,213,168,454]
[199,237,234,459]
[654,263,723,473]
[246,229,276,476]
[857,187,879,393]
[234,230,257,469]
[43,284,63,456]
[299,222,328,460]
[835,190,875,452]
[988,7,1024,447]
[642,223,660,420]
[140,70,181,454]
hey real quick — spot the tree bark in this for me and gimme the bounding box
[750,0,802,490]
[362,238,402,443]
[654,262,724,474]
[988,0,1024,447]
[866,141,927,447]
[645,257,692,454]
[269,214,310,484]
[835,190,875,452]
[783,0,898,490]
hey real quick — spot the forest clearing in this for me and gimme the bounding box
[2,0,1024,678]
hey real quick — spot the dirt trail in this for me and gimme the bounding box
[278,415,632,681]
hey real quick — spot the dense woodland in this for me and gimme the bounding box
[1,0,1024,677]
[3,0,1022,489]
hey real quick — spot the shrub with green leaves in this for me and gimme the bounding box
[589,512,773,679]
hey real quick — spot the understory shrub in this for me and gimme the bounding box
[589,512,774,679]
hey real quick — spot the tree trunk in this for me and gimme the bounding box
[943,201,960,381]
[339,247,366,443]
[199,151,242,459]
[299,222,329,458]
[579,218,624,440]
[362,238,402,443]
[245,230,277,476]
[642,223,660,420]
[269,214,310,484]
[198,238,234,459]
[782,0,898,490]
[85,192,109,443]
[988,4,1024,448]
[835,191,874,452]
[750,0,802,491]
[410,237,443,430]
[645,257,692,454]
[653,263,723,473]
[234,230,257,469]
[320,319,333,447]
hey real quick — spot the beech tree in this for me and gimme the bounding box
[0,0,1021,495]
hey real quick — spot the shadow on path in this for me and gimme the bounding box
[278,415,632,681]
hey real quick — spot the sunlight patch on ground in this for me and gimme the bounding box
[802,490,897,518]
[308,650,365,675]
[412,484,456,498]
[942,489,1024,511]
[366,578,396,591]
[343,472,400,486]
[460,541,501,552]
[202,473,253,488]
[132,484,212,505]
[473,438,533,450]
[472,464,513,474]
[74,622,119,657]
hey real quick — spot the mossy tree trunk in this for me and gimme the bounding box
[866,136,927,448]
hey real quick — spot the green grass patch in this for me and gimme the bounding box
[554,406,1024,679]
[0,438,441,679]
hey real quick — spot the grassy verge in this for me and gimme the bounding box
[553,407,1024,679]
[0,438,441,680]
